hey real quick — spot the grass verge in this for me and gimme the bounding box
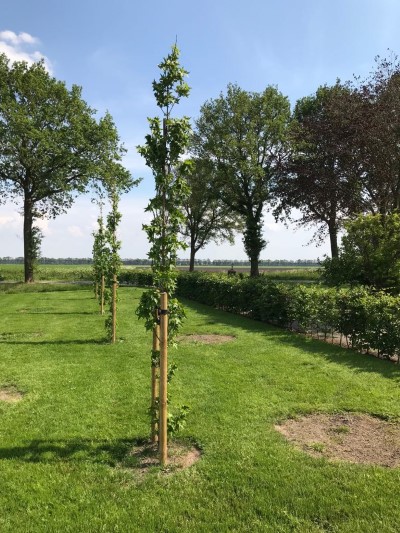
[0,286,399,532]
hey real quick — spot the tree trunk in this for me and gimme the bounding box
[23,196,34,283]
[101,275,105,315]
[159,292,168,466]
[189,239,196,272]
[151,309,160,444]
[328,222,339,259]
[250,256,260,277]
[243,212,264,277]
[111,273,117,343]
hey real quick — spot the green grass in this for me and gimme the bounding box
[0,263,320,283]
[0,286,400,532]
[0,264,92,282]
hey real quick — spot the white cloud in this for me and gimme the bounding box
[67,225,85,238]
[0,209,21,230]
[0,30,38,45]
[35,218,52,236]
[0,29,52,72]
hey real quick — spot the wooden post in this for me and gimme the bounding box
[151,309,160,444]
[112,273,117,343]
[159,291,168,466]
[101,274,105,315]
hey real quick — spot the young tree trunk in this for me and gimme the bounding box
[23,196,34,283]
[151,308,160,444]
[112,273,117,343]
[101,275,105,315]
[159,292,168,466]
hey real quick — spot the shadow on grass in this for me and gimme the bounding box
[0,339,106,346]
[180,297,400,381]
[0,436,147,466]
[23,311,95,315]
[263,329,400,380]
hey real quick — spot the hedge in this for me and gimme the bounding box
[118,269,400,362]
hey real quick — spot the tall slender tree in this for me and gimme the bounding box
[136,45,191,465]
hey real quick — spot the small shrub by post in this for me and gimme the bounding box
[92,211,108,316]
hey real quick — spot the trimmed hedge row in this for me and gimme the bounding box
[119,269,400,362]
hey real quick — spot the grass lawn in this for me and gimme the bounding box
[0,285,399,532]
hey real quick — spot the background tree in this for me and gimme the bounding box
[272,84,361,258]
[349,54,400,217]
[321,213,400,292]
[192,83,290,276]
[180,158,241,271]
[136,45,191,465]
[0,54,128,282]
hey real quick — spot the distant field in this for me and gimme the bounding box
[0,264,320,282]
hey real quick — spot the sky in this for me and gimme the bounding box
[1,0,400,260]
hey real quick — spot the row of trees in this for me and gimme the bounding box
[181,54,400,276]
[3,51,398,279]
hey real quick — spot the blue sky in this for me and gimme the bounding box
[1,0,400,260]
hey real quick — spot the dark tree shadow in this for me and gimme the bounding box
[0,339,107,346]
[0,437,146,466]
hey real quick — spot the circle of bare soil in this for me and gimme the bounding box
[125,440,201,476]
[177,334,235,345]
[0,386,24,403]
[275,413,400,467]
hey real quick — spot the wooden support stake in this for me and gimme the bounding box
[101,274,105,315]
[112,273,117,343]
[159,291,168,466]
[151,309,160,444]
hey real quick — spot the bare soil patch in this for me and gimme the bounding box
[0,386,24,403]
[126,440,201,476]
[275,413,400,467]
[177,334,235,345]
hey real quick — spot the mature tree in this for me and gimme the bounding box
[272,84,360,258]
[0,54,129,282]
[180,158,241,271]
[192,83,290,276]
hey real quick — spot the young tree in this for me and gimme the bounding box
[136,45,191,465]
[180,158,241,271]
[92,209,107,313]
[0,54,128,282]
[192,84,290,276]
[93,163,138,339]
